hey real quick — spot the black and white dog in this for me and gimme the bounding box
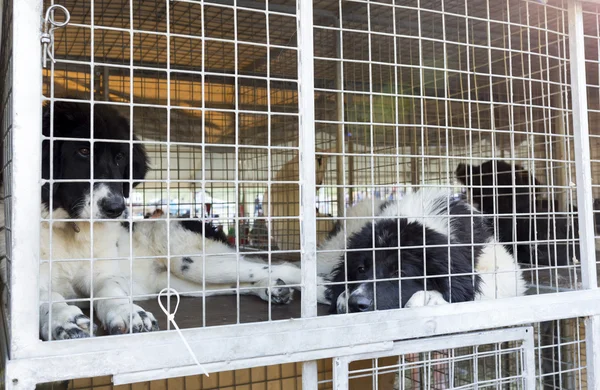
[33,101,156,340]
[455,160,579,266]
[0,101,314,341]
[321,190,527,314]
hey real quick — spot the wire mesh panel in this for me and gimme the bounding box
[35,0,315,342]
[314,0,582,317]
[2,0,600,388]
[29,318,587,390]
[331,328,535,390]
[326,319,587,390]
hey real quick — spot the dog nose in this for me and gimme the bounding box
[101,197,126,218]
[348,294,373,312]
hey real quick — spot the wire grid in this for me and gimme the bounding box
[346,343,527,390]
[535,318,587,390]
[34,0,585,335]
[582,1,600,277]
[40,0,308,337]
[31,319,586,390]
[311,321,585,390]
[0,0,13,352]
[1,0,593,387]
[313,0,583,315]
[309,0,585,387]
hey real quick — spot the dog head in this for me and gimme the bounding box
[331,218,479,314]
[455,160,538,214]
[42,101,149,220]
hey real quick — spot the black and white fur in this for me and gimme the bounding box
[322,189,527,314]
[0,101,313,341]
[32,101,157,340]
[116,218,312,306]
[455,160,579,266]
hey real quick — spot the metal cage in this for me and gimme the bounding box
[2,0,600,389]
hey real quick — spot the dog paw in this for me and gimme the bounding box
[317,284,331,305]
[405,290,448,308]
[336,290,348,314]
[258,278,294,304]
[103,303,159,335]
[41,305,96,341]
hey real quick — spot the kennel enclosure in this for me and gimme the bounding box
[2,0,600,389]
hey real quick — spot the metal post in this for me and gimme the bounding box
[568,2,600,389]
[9,0,43,359]
[297,0,318,388]
[335,19,345,218]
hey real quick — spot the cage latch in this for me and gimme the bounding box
[41,4,71,68]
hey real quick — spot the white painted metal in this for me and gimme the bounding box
[569,1,598,290]
[113,341,394,385]
[333,327,536,390]
[297,0,319,387]
[8,0,43,359]
[5,289,600,386]
[569,2,600,389]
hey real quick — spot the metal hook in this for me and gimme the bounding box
[41,4,70,68]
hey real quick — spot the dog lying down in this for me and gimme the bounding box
[322,190,527,314]
[0,101,525,341]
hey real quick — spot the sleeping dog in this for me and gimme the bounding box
[455,160,579,266]
[323,189,527,314]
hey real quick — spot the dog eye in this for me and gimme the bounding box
[392,270,399,277]
[115,153,124,162]
[78,148,90,157]
[357,266,366,273]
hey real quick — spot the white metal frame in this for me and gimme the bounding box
[332,327,536,390]
[2,0,600,389]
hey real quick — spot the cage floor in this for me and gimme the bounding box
[85,254,599,335]
[89,294,331,335]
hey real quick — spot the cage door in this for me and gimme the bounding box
[333,327,535,390]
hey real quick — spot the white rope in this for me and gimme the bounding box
[158,287,209,377]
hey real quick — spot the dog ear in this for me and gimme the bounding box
[455,163,468,183]
[124,138,149,198]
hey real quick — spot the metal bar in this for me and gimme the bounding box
[337,327,533,363]
[569,0,597,288]
[114,341,393,385]
[297,0,318,316]
[335,16,345,218]
[522,326,536,390]
[333,356,350,390]
[297,0,318,387]
[8,0,43,359]
[585,316,600,390]
[568,2,600,389]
